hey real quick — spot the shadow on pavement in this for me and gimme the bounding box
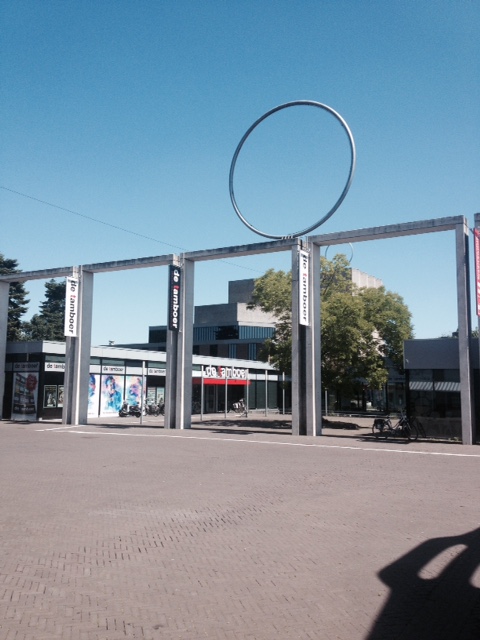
[366,527,480,639]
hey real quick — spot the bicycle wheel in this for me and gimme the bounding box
[372,419,386,439]
[412,417,426,438]
[406,421,418,442]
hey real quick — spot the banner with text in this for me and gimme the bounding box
[298,249,310,326]
[168,265,182,331]
[64,276,80,337]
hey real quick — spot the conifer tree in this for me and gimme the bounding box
[0,254,30,341]
[22,280,66,341]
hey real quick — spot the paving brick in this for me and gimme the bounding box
[0,419,479,638]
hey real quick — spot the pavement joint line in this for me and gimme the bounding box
[38,427,480,458]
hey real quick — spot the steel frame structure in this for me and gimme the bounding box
[0,215,476,443]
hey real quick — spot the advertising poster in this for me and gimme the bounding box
[12,371,39,421]
[100,374,124,415]
[125,376,143,407]
[58,386,64,408]
[87,374,99,416]
[43,385,57,408]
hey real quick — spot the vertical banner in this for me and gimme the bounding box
[168,265,182,331]
[298,249,310,326]
[64,276,80,337]
[475,229,480,317]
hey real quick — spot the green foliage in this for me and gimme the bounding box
[249,254,414,399]
[22,279,66,341]
[0,253,30,341]
[360,286,413,370]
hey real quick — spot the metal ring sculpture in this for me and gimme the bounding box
[229,100,356,240]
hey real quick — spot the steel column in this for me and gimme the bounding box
[165,257,194,429]
[0,281,9,418]
[291,241,320,435]
[74,269,94,425]
[456,221,475,444]
[307,241,322,435]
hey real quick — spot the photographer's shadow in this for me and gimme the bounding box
[367,527,480,640]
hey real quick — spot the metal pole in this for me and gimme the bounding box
[224,375,228,419]
[0,281,9,420]
[200,365,204,421]
[455,219,474,444]
[140,360,145,425]
[265,369,268,416]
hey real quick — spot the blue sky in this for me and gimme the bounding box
[1,0,479,345]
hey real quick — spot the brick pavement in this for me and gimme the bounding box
[1,418,480,639]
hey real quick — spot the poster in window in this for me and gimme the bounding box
[87,374,99,416]
[57,386,64,408]
[126,375,143,406]
[101,374,124,415]
[11,371,38,421]
[44,385,57,408]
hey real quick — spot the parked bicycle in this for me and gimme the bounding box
[372,411,418,442]
[231,398,247,417]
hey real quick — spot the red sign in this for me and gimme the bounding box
[475,229,480,316]
[193,378,250,386]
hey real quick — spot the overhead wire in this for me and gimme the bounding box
[0,185,262,273]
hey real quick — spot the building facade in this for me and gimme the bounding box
[3,341,283,422]
[404,338,480,440]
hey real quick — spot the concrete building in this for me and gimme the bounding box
[147,279,276,360]
[146,269,383,360]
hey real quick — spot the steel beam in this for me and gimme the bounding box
[308,216,464,247]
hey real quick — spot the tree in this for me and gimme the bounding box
[248,269,293,373]
[249,255,414,399]
[22,279,66,341]
[0,254,30,341]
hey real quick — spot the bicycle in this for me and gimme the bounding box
[231,398,247,417]
[372,411,418,442]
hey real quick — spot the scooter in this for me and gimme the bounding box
[119,401,142,418]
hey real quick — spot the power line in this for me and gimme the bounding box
[1,185,261,273]
[1,185,184,251]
